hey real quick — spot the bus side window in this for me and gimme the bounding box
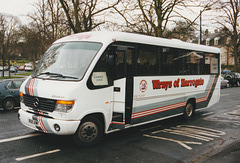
[136,44,158,75]
[205,53,219,74]
[162,48,177,75]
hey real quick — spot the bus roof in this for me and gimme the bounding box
[54,31,220,54]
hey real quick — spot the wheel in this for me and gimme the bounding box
[3,98,15,110]
[73,116,103,146]
[183,101,194,120]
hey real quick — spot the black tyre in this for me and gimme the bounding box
[183,101,194,120]
[73,116,103,146]
[236,81,240,87]
[3,98,15,110]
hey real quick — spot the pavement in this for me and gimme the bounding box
[205,140,240,163]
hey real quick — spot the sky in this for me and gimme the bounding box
[0,0,217,32]
[0,0,36,23]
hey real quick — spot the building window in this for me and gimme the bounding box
[214,37,220,45]
[206,38,210,46]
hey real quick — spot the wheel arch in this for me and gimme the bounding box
[81,112,106,133]
[3,96,16,104]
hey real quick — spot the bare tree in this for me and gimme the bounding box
[19,25,43,66]
[113,0,190,37]
[216,0,240,71]
[112,0,220,38]
[29,0,71,46]
[25,0,71,64]
[166,21,196,41]
[0,13,20,77]
[59,0,120,33]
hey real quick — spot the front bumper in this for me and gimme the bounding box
[18,109,80,135]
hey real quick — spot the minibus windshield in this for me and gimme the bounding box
[32,42,102,81]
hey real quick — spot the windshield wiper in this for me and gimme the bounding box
[34,72,78,79]
[57,75,79,79]
[35,72,59,77]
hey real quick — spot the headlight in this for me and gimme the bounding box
[55,100,75,113]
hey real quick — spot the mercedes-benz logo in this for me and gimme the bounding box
[33,97,40,107]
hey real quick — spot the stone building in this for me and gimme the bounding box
[200,29,238,70]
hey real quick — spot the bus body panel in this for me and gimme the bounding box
[130,75,219,125]
[19,109,80,135]
[19,76,113,134]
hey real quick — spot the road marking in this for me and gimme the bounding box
[201,112,214,116]
[16,149,61,161]
[160,129,214,141]
[220,94,230,97]
[144,134,202,150]
[0,133,41,144]
[204,108,240,123]
[144,125,225,150]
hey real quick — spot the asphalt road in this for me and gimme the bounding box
[0,87,240,163]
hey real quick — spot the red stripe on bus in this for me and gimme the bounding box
[132,101,186,119]
[28,78,35,96]
[37,116,48,133]
[196,75,215,103]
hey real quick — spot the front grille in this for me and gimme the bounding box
[23,95,57,112]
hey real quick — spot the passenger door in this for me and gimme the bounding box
[112,45,134,125]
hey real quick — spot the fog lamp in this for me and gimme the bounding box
[54,124,60,132]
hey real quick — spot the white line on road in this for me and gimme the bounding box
[16,149,61,161]
[0,133,41,144]
[201,112,214,116]
[221,94,230,97]
[143,134,202,150]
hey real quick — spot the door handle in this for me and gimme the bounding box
[114,87,121,92]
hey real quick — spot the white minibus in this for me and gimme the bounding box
[18,31,220,145]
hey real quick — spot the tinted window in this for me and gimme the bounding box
[161,48,177,75]
[204,53,219,74]
[158,48,217,75]
[115,50,125,79]
[137,45,158,75]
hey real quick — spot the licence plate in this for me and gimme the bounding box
[29,119,39,125]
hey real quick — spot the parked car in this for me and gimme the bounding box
[10,66,18,73]
[0,66,8,71]
[18,65,25,71]
[0,78,25,110]
[220,76,229,88]
[224,72,240,87]
[221,70,231,74]
[25,65,33,71]
[24,63,33,71]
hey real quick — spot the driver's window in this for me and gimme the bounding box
[88,49,111,89]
